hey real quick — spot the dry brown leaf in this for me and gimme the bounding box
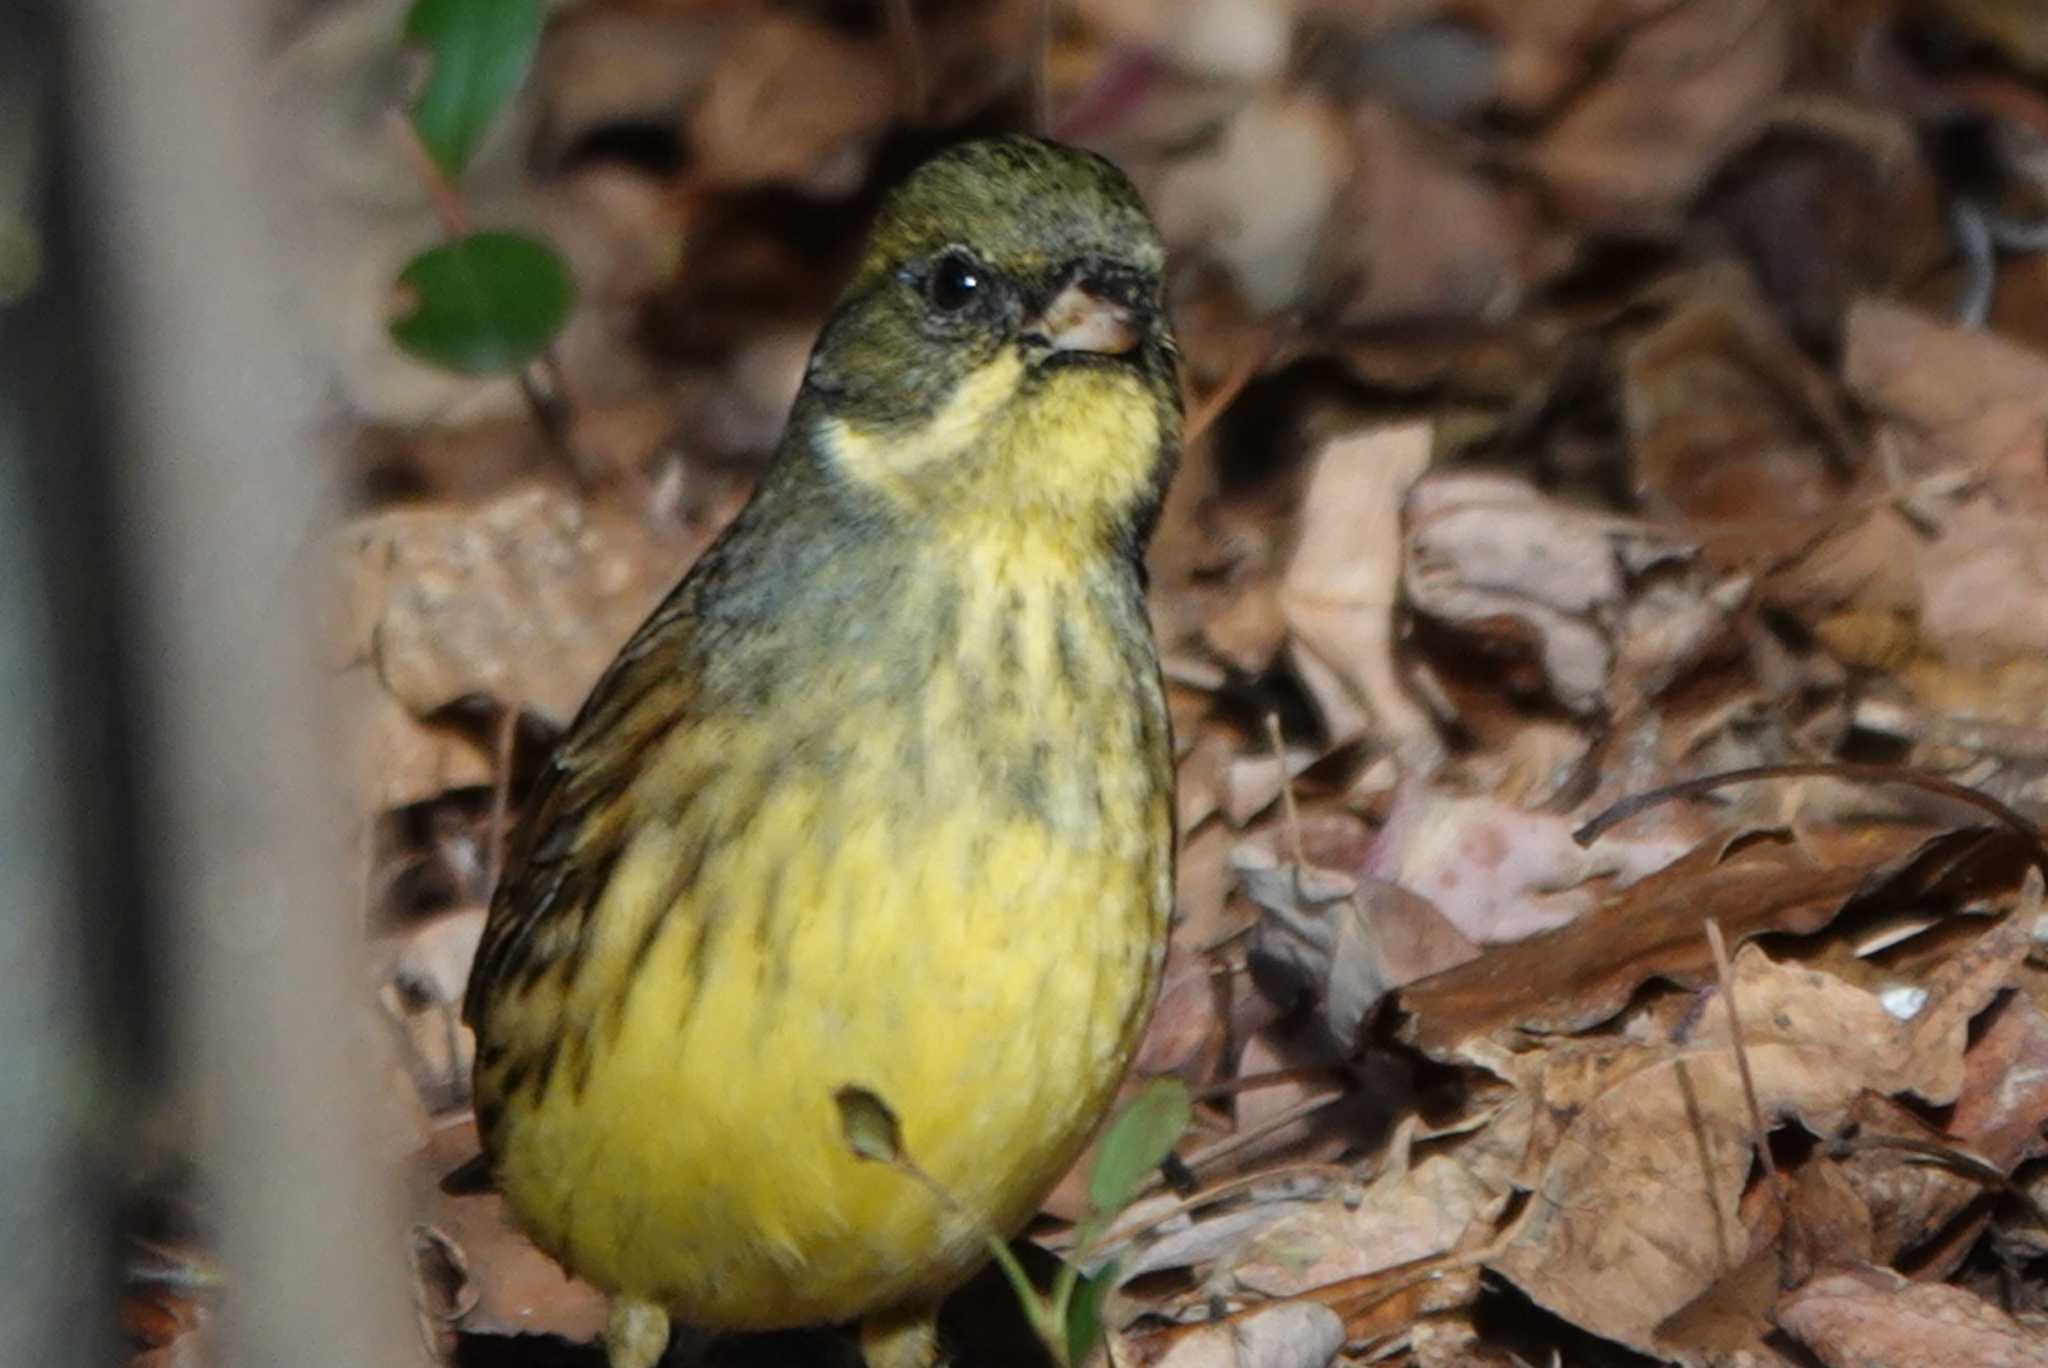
[1914,487,2048,670]
[1954,990,2048,1170]
[1458,0,1668,115]
[1103,1181,1325,1288]
[373,908,482,1116]
[1176,724,1240,834]
[335,485,677,726]
[691,0,1049,188]
[332,487,687,820]
[1774,1264,2048,1368]
[1225,1148,1499,1300]
[1364,776,1697,947]
[1203,578,1288,678]
[1404,1317,1500,1368]
[1893,896,2035,1107]
[1782,1158,1880,1277]
[335,665,494,816]
[1533,0,1795,231]
[1762,508,1923,635]
[1484,918,2036,1360]
[1652,1224,1791,1364]
[1311,103,1530,326]
[1697,103,1948,351]
[1132,939,1229,1083]
[1689,945,1940,1087]
[531,168,685,405]
[1830,301,2048,677]
[687,14,896,195]
[1280,422,1438,753]
[377,906,486,1014]
[1623,264,1857,525]
[1153,92,1351,314]
[1856,1060,2048,1280]
[1656,1148,1880,1361]
[1409,471,1613,712]
[1492,943,1965,1358]
[535,6,725,164]
[1403,471,1701,716]
[1220,745,1319,828]
[1851,888,2048,1279]
[1328,1257,1486,1361]
[1174,818,1245,949]
[1074,0,1294,82]
[1143,1300,1345,1368]
[1837,1093,1982,1268]
[410,1120,609,1346]
[1228,1026,1349,1168]
[1493,1043,1772,1356]
[1932,0,2048,73]
[1396,824,1943,1056]
[1238,836,1479,1051]
[1614,572,1751,700]
[1845,298,2048,483]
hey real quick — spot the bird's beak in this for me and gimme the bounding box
[1031,279,1142,357]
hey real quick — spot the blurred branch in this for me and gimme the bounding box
[66,0,412,1363]
[0,11,113,1363]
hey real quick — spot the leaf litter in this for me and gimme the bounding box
[133,1,2048,1365]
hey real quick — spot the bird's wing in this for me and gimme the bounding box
[461,591,700,1032]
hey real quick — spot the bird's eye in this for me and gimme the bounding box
[926,252,983,312]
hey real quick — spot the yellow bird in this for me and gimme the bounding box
[464,135,1181,1368]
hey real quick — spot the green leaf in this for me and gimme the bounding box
[1087,1077,1190,1216]
[390,231,573,374]
[833,1086,905,1166]
[403,0,545,177]
[1063,1259,1119,1367]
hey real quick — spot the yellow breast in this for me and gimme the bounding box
[477,555,1172,1328]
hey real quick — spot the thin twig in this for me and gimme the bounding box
[1195,922,1255,955]
[1572,762,2048,865]
[1704,919,1784,1204]
[1125,1245,1494,1355]
[1177,1089,1346,1177]
[1193,1064,1331,1103]
[1837,1132,2048,1228]
[384,111,470,237]
[1067,1160,1355,1255]
[1184,323,1281,445]
[1265,712,1305,868]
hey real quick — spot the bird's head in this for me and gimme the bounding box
[797,136,1181,551]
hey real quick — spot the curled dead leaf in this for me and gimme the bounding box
[1402,471,1701,716]
[1238,835,1478,1052]
[1279,422,1438,754]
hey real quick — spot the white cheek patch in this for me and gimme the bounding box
[817,351,1029,491]
[815,346,1171,542]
